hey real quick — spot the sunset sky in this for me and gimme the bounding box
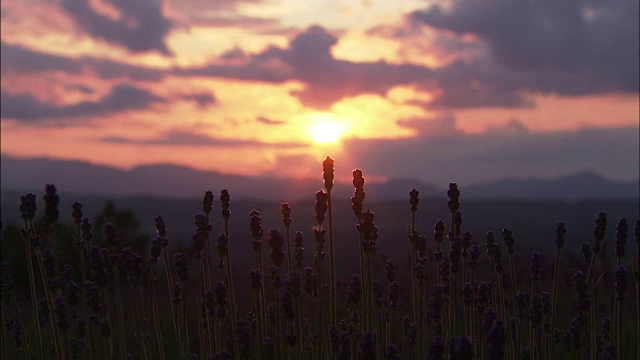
[1,0,638,186]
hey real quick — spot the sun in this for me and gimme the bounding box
[310,121,344,143]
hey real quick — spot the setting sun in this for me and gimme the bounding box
[310,121,344,143]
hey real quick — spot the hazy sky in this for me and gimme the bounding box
[1,0,638,185]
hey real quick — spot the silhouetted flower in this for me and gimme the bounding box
[20,193,37,222]
[268,229,285,267]
[175,253,188,282]
[358,209,378,255]
[322,156,335,191]
[454,211,463,236]
[250,270,263,291]
[315,190,328,226]
[281,203,292,228]
[486,231,496,258]
[447,183,460,214]
[360,332,375,359]
[592,212,607,254]
[155,215,167,238]
[217,233,228,257]
[555,222,566,250]
[250,210,263,252]
[409,188,419,213]
[502,227,515,255]
[385,344,401,360]
[385,259,396,282]
[429,336,446,360]
[202,191,214,215]
[469,242,480,270]
[103,222,116,247]
[530,293,542,327]
[615,217,627,259]
[44,184,59,224]
[614,265,627,303]
[351,169,366,220]
[149,236,162,265]
[530,252,541,281]
[485,320,505,360]
[388,281,400,307]
[449,336,473,360]
[434,220,446,245]
[220,189,231,221]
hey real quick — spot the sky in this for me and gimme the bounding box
[1,0,639,186]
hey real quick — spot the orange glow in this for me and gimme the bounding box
[310,121,344,143]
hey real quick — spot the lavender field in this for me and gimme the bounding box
[0,157,638,360]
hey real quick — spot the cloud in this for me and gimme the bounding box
[178,92,217,107]
[4,7,638,113]
[0,42,164,81]
[340,119,640,186]
[396,114,458,138]
[256,116,285,125]
[1,42,82,74]
[410,0,639,95]
[256,26,432,108]
[99,128,307,147]
[188,14,280,28]
[1,84,165,122]
[175,26,434,108]
[65,84,95,94]
[60,0,174,55]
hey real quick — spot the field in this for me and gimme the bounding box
[1,158,638,360]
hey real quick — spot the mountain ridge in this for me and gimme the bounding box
[1,155,637,200]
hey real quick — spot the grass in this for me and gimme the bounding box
[0,157,638,360]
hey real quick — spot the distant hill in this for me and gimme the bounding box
[465,171,639,200]
[1,156,637,200]
[0,156,317,200]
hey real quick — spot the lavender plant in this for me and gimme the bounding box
[0,157,638,360]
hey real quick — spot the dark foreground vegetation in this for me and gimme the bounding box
[1,157,638,360]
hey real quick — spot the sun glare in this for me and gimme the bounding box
[310,121,344,143]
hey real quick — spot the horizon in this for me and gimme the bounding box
[1,0,639,186]
[2,154,639,202]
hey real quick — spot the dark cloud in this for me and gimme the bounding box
[1,42,81,74]
[1,84,165,122]
[188,14,279,28]
[340,119,640,186]
[61,0,173,55]
[100,128,307,148]
[220,47,247,61]
[255,26,432,108]
[411,0,639,95]
[175,59,292,83]
[396,115,458,138]
[256,116,285,125]
[167,0,261,12]
[65,84,95,94]
[0,42,164,81]
[4,6,638,113]
[179,92,217,107]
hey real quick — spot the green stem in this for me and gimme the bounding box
[114,267,127,357]
[327,190,336,328]
[1,311,8,360]
[255,290,264,360]
[182,289,190,358]
[150,273,165,360]
[162,248,181,348]
[23,222,44,359]
[223,218,240,359]
[286,226,292,280]
[551,250,560,349]
[470,271,476,354]
[35,251,64,360]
